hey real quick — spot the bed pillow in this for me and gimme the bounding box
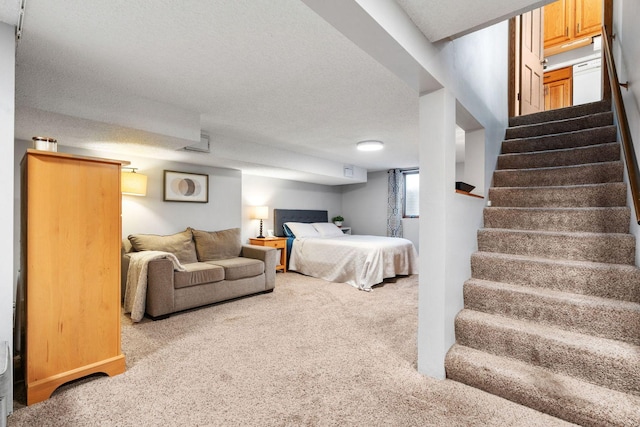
[190,227,242,261]
[283,223,294,237]
[312,222,345,237]
[284,222,320,238]
[128,229,198,264]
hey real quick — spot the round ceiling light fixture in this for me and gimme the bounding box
[356,140,384,151]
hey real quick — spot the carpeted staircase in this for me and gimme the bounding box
[445,101,640,426]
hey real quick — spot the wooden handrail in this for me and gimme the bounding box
[602,26,640,225]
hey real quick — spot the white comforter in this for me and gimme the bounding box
[288,235,418,290]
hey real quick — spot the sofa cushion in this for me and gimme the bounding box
[128,229,198,264]
[191,227,242,261]
[205,257,264,281]
[174,263,225,289]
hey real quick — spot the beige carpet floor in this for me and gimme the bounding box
[9,273,574,426]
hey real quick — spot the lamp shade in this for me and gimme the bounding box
[252,206,269,220]
[121,170,148,196]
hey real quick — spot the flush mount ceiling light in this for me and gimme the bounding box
[356,140,384,151]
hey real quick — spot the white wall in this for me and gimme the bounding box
[613,0,640,266]
[241,175,343,242]
[342,170,387,235]
[342,170,419,251]
[0,22,15,415]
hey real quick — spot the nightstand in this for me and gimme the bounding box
[340,227,351,235]
[249,237,287,272]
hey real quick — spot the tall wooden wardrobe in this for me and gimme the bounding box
[21,150,127,405]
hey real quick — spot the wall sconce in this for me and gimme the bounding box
[121,168,148,196]
[251,206,269,238]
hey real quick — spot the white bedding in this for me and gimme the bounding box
[288,235,418,290]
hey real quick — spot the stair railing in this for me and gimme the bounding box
[602,26,640,225]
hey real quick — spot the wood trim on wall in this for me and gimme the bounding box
[602,0,613,102]
[508,17,519,118]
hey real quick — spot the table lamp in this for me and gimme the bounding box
[252,206,269,238]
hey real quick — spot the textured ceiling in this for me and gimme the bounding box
[395,0,555,41]
[10,0,541,184]
[15,0,426,184]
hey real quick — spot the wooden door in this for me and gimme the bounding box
[520,8,545,115]
[544,0,571,47]
[576,0,602,36]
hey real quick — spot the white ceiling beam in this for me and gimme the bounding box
[302,0,441,94]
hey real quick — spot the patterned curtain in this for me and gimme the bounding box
[387,169,404,237]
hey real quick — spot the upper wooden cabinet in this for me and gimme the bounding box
[575,0,602,36]
[544,0,572,47]
[544,0,602,55]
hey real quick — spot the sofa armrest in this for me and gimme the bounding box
[241,245,276,291]
[145,259,176,318]
[121,251,130,303]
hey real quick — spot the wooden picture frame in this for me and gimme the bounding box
[163,170,209,203]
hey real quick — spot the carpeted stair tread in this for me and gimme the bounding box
[505,112,613,139]
[501,125,617,154]
[488,182,627,208]
[454,309,640,395]
[508,101,611,127]
[445,344,640,427]
[470,251,640,303]
[477,228,636,264]
[493,161,623,187]
[483,206,630,233]
[464,278,640,345]
[497,142,620,170]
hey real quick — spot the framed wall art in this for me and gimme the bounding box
[163,170,209,203]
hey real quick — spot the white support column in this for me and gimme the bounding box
[0,22,15,416]
[417,88,457,378]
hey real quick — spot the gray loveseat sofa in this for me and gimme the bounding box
[122,227,276,320]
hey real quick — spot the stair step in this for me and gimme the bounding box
[489,182,627,208]
[483,206,630,233]
[508,101,611,127]
[497,142,620,170]
[454,309,640,395]
[470,251,640,303]
[505,112,613,139]
[477,228,636,264]
[493,161,623,187]
[488,182,627,208]
[464,279,640,345]
[445,344,640,427]
[501,125,617,154]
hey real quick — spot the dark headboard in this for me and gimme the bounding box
[273,209,328,237]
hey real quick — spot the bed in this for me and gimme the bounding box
[274,209,418,291]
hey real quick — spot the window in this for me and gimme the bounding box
[403,170,419,218]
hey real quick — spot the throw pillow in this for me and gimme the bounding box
[128,229,198,264]
[191,227,242,261]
